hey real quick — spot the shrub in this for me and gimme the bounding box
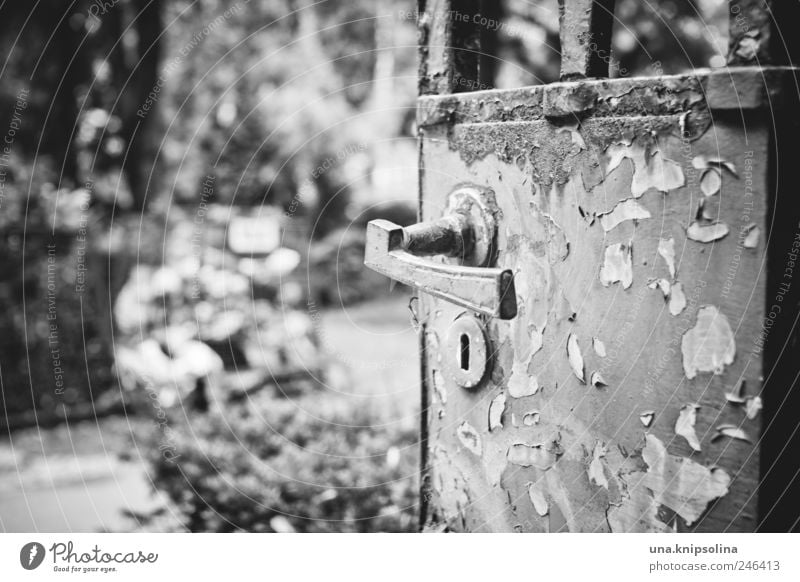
[144,391,419,532]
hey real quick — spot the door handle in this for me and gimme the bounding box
[364,187,517,320]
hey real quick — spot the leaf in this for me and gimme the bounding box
[598,199,651,232]
[687,221,730,243]
[681,305,736,379]
[675,403,702,452]
[567,333,585,383]
[599,242,633,289]
[700,168,722,196]
[657,237,676,278]
[456,422,482,456]
[488,392,506,431]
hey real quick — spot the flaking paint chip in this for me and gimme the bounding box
[640,411,655,427]
[681,305,736,379]
[725,379,747,404]
[457,422,482,456]
[669,282,687,316]
[598,199,651,232]
[489,392,506,431]
[700,168,722,196]
[600,242,633,289]
[687,221,730,243]
[657,237,676,278]
[675,403,702,452]
[567,333,585,383]
[593,337,607,357]
[692,155,738,177]
[507,441,561,469]
[745,396,762,420]
[522,410,540,426]
[588,442,609,489]
[432,369,447,405]
[642,434,730,526]
[713,424,752,444]
[590,371,607,388]
[527,480,549,516]
[743,224,760,248]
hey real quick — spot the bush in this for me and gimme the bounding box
[144,391,419,532]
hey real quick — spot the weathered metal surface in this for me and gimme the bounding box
[418,0,480,95]
[416,67,792,532]
[557,0,616,80]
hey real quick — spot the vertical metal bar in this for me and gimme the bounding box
[557,0,616,80]
[418,0,482,95]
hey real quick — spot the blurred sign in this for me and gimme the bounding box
[227,213,281,255]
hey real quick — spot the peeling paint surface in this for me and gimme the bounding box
[714,424,752,444]
[745,396,762,420]
[508,441,562,469]
[588,442,609,488]
[658,238,676,279]
[743,224,760,248]
[592,337,606,357]
[598,199,651,232]
[457,422,482,456]
[600,243,633,288]
[527,479,549,516]
[669,282,687,316]
[605,142,685,196]
[682,306,736,379]
[567,334,585,383]
[676,403,702,452]
[642,434,731,526]
[419,79,766,532]
[687,221,730,243]
[489,392,506,431]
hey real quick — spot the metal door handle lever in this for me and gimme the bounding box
[364,187,517,319]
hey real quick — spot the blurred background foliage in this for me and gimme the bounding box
[0,0,729,532]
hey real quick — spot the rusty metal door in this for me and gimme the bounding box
[367,0,800,532]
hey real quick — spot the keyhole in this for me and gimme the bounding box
[459,333,470,371]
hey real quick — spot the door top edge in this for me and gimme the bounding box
[417,66,799,128]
